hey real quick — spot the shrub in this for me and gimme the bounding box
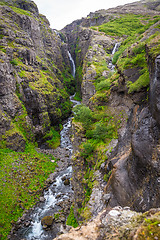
[66,206,78,228]
[74,105,93,128]
[80,142,95,158]
[92,122,108,141]
[96,79,111,91]
[10,59,18,66]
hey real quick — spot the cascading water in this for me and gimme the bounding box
[67,51,76,78]
[11,52,80,240]
[108,42,120,71]
[112,42,120,55]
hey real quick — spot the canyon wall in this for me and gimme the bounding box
[0,0,75,150]
[62,0,160,222]
[0,0,160,239]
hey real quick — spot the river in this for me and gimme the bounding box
[10,52,80,240]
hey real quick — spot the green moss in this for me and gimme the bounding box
[147,31,160,58]
[79,206,92,221]
[62,71,75,95]
[93,60,109,78]
[0,34,4,39]
[96,78,111,91]
[93,14,160,38]
[13,108,34,142]
[73,91,82,101]
[54,213,60,220]
[0,121,25,150]
[10,6,32,17]
[136,214,160,239]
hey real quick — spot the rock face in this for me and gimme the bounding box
[62,0,160,227]
[0,0,74,150]
[149,54,160,126]
[54,207,160,240]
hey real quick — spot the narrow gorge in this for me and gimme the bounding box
[0,0,160,239]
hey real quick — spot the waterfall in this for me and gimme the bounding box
[54,29,61,37]
[67,51,76,78]
[53,30,76,78]
[108,43,120,71]
[112,42,120,55]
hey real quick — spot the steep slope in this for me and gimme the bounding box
[0,0,75,151]
[0,0,75,239]
[61,0,160,229]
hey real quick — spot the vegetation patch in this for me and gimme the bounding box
[137,215,160,239]
[91,14,160,37]
[66,205,78,228]
[43,127,60,149]
[0,145,57,240]
[10,6,32,17]
[127,69,150,93]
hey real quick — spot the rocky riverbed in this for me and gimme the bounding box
[9,102,78,240]
[9,149,73,240]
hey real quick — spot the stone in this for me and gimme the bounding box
[40,197,45,202]
[41,216,54,227]
[109,210,121,217]
[64,179,70,185]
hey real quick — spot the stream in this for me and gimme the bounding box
[10,52,80,240]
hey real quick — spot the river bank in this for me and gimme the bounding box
[9,96,80,240]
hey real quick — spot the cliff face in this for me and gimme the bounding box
[62,0,160,225]
[0,0,160,239]
[0,0,74,150]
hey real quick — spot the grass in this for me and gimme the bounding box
[127,69,150,93]
[137,215,160,239]
[10,6,32,17]
[91,14,160,37]
[66,205,78,228]
[0,144,57,240]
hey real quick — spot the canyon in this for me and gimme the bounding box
[0,0,160,239]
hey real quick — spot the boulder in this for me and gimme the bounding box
[64,178,70,185]
[41,216,54,227]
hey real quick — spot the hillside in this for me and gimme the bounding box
[0,0,160,239]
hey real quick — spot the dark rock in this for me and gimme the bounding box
[149,55,160,126]
[61,176,66,181]
[24,221,30,227]
[64,178,70,185]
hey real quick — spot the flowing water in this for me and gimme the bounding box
[108,42,120,71]
[67,51,76,78]
[10,52,80,240]
[12,94,79,240]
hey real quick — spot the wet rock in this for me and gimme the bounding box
[62,176,66,181]
[41,216,54,227]
[40,197,45,202]
[64,178,70,185]
[24,221,30,227]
